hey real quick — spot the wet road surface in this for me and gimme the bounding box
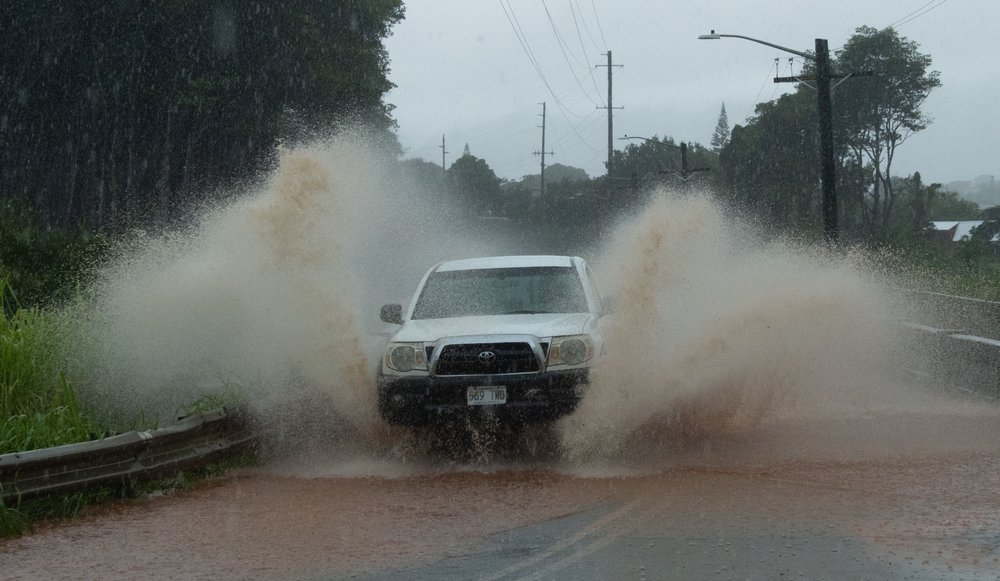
[3,404,1000,580]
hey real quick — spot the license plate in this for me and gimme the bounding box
[467,386,507,406]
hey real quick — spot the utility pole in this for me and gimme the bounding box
[438,134,448,177]
[701,31,873,242]
[533,102,554,199]
[597,51,623,198]
[772,39,871,242]
[678,142,710,187]
[814,39,837,243]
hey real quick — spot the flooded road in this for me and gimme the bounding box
[3,396,999,580]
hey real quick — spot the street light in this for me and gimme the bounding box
[699,30,837,242]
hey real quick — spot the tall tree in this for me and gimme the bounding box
[447,154,502,217]
[715,26,941,241]
[0,1,405,231]
[834,26,941,238]
[718,91,820,231]
[710,103,730,153]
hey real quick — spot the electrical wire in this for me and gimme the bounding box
[886,0,949,29]
[543,0,588,69]
[542,0,602,106]
[570,0,606,106]
[746,59,778,121]
[499,0,601,152]
[574,0,603,53]
[832,1,949,56]
[590,0,608,51]
[499,0,589,119]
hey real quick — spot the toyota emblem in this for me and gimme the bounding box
[478,350,497,365]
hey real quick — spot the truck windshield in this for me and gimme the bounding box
[412,266,589,319]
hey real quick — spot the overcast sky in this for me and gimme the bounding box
[384,0,997,186]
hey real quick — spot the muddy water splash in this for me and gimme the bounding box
[82,139,511,447]
[84,145,373,433]
[82,141,923,466]
[558,195,901,461]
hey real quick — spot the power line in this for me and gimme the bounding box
[499,0,590,119]
[569,0,606,106]
[497,1,601,155]
[549,110,603,149]
[573,0,603,53]
[542,0,601,106]
[589,0,608,50]
[543,0,588,69]
[887,0,949,29]
[746,59,778,121]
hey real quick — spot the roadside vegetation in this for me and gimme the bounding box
[0,207,260,537]
[889,237,1000,301]
[0,278,105,455]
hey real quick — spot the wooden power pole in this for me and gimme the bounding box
[596,51,623,198]
[533,102,554,198]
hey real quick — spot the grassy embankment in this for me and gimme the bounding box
[0,279,252,537]
[885,235,1000,301]
[0,277,116,536]
[0,279,104,454]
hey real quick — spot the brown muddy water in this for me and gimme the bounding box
[7,141,997,579]
[3,403,1000,579]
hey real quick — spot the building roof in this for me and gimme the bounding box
[929,220,998,242]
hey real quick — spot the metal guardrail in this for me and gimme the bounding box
[895,288,1000,341]
[0,407,255,505]
[898,322,1000,399]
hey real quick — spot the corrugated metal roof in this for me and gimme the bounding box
[929,220,998,242]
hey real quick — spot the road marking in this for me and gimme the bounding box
[479,497,645,581]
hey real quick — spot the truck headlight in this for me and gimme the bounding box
[385,343,427,372]
[548,335,593,366]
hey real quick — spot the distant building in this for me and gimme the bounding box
[929,221,999,243]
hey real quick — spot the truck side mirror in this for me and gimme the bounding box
[380,303,403,325]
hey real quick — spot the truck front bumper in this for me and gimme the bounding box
[377,369,588,426]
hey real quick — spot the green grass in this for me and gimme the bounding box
[0,278,106,455]
[878,236,1000,302]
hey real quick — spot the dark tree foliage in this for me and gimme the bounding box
[0,0,404,231]
[715,26,940,242]
[447,154,502,218]
[834,26,941,237]
[718,91,820,231]
[607,136,714,209]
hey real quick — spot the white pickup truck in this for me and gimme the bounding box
[376,255,607,426]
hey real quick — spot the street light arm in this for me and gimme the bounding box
[697,30,838,241]
[619,135,659,144]
[698,32,814,61]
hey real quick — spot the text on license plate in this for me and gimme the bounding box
[467,386,507,406]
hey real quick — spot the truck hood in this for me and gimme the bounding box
[391,313,594,342]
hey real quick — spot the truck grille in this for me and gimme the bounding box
[434,342,540,376]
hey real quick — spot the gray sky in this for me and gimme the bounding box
[384,0,997,186]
